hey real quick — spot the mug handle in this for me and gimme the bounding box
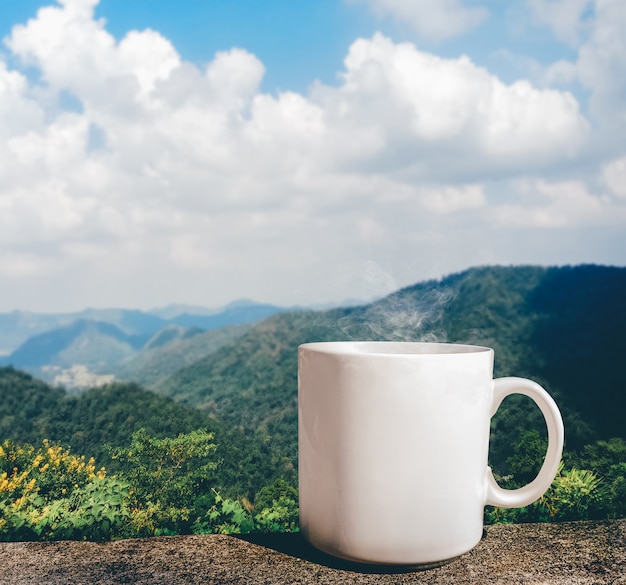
[485,377,564,508]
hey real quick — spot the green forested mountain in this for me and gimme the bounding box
[0,367,289,499]
[111,323,252,387]
[153,264,626,475]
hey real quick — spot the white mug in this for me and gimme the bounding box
[298,342,564,567]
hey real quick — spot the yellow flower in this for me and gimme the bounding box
[0,469,30,493]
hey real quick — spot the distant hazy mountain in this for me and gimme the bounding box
[3,320,142,369]
[0,300,288,356]
[0,301,290,388]
[170,302,289,330]
[148,304,219,320]
[0,310,167,356]
[0,311,80,356]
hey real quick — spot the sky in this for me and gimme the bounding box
[0,0,625,313]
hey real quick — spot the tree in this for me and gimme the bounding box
[110,429,219,536]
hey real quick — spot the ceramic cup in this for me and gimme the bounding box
[298,341,564,567]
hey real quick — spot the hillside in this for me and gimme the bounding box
[0,367,289,499]
[153,264,626,474]
[112,323,252,387]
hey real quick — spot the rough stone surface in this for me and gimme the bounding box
[0,520,624,584]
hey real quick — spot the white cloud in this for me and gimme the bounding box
[576,0,626,128]
[354,0,489,42]
[603,156,626,198]
[0,0,624,310]
[310,34,588,178]
[491,179,623,228]
[525,0,626,142]
[420,184,485,214]
[527,0,593,46]
[0,62,44,139]
[6,0,180,104]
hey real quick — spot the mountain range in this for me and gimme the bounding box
[1,264,625,486]
[0,301,289,388]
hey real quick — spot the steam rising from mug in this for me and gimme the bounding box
[336,286,455,343]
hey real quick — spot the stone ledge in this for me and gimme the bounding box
[0,520,624,584]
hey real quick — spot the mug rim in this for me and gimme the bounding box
[298,341,492,356]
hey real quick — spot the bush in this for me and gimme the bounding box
[0,439,130,541]
[192,488,298,534]
[538,464,604,521]
[109,428,219,536]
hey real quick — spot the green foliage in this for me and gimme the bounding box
[486,434,626,525]
[194,489,256,534]
[0,439,130,541]
[573,438,626,477]
[252,477,299,533]
[193,488,298,535]
[0,369,289,501]
[111,429,218,505]
[110,429,219,537]
[505,430,548,486]
[253,495,299,533]
[0,433,299,542]
[254,477,298,511]
[0,368,66,445]
[108,429,299,537]
[572,439,626,518]
[606,463,626,518]
[538,465,604,521]
[0,428,622,543]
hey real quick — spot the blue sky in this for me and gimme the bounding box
[0,0,581,93]
[1,0,374,93]
[0,0,624,312]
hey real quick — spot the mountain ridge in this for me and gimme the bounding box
[0,301,291,387]
[0,301,290,356]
